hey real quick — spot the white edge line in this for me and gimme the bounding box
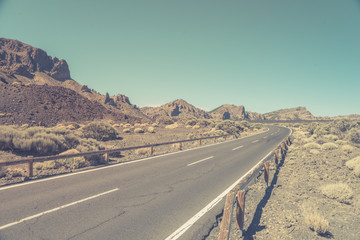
[187,156,214,167]
[252,140,259,143]
[231,146,243,151]
[0,128,270,192]
[164,126,291,240]
[0,188,119,230]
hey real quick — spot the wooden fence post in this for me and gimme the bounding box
[28,160,33,178]
[179,142,182,151]
[236,190,245,232]
[218,191,235,240]
[274,150,279,165]
[104,153,109,163]
[150,146,154,155]
[264,162,269,186]
[199,139,202,145]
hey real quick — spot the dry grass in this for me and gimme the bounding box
[321,143,338,150]
[303,208,329,235]
[346,156,360,177]
[134,128,144,133]
[342,145,355,153]
[304,142,321,149]
[147,127,155,133]
[135,148,149,155]
[165,123,179,129]
[320,183,353,204]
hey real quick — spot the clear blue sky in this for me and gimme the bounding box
[1,0,359,116]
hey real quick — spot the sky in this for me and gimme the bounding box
[1,0,359,117]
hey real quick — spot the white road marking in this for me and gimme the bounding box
[232,146,244,151]
[164,146,277,240]
[270,133,274,136]
[0,128,270,192]
[187,156,214,167]
[252,140,259,143]
[0,188,119,230]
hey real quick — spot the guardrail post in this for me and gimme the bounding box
[274,150,279,165]
[28,160,33,177]
[236,190,245,233]
[179,142,182,151]
[150,146,154,155]
[104,153,109,163]
[199,139,202,145]
[218,191,235,240]
[264,162,269,186]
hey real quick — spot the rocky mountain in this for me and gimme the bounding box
[0,38,71,81]
[142,99,210,120]
[209,104,266,121]
[264,106,317,121]
[0,38,147,124]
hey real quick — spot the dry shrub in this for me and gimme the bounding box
[76,139,103,165]
[323,134,339,141]
[192,125,200,129]
[135,148,149,155]
[320,183,353,204]
[309,149,320,155]
[303,206,329,235]
[8,168,25,178]
[335,140,348,145]
[346,129,360,144]
[147,127,155,133]
[304,142,321,149]
[321,143,338,150]
[342,145,355,153]
[301,137,314,144]
[134,128,144,133]
[165,123,178,129]
[123,128,131,133]
[82,123,118,141]
[345,156,360,170]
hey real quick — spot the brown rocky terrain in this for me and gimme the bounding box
[0,38,147,123]
[209,104,266,121]
[0,83,130,126]
[142,99,211,120]
[264,106,318,121]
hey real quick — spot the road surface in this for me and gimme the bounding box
[0,125,290,240]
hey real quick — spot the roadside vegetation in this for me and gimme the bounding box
[0,118,266,184]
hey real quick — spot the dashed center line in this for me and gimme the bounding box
[252,140,259,143]
[187,156,214,167]
[0,188,119,230]
[232,146,244,151]
[263,136,268,139]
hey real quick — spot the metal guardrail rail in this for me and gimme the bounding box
[218,135,292,240]
[0,134,235,178]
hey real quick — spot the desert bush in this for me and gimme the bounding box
[303,208,329,235]
[76,139,103,165]
[165,123,179,129]
[156,116,174,125]
[123,128,131,133]
[82,123,118,141]
[346,129,360,144]
[304,142,321,149]
[192,125,200,129]
[147,127,155,133]
[321,143,338,150]
[335,140,348,145]
[342,145,355,153]
[323,134,339,141]
[135,148,149,155]
[8,168,25,178]
[320,183,353,204]
[186,119,198,126]
[345,156,360,170]
[215,121,244,136]
[134,128,144,133]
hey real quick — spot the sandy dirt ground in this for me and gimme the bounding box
[206,124,360,240]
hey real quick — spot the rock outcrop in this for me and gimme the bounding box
[0,38,71,81]
[264,106,316,121]
[142,99,210,120]
[210,104,266,121]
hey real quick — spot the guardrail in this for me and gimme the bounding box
[0,134,236,178]
[218,135,292,240]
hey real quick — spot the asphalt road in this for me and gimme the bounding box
[0,125,290,240]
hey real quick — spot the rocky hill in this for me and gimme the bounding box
[0,84,129,126]
[142,99,210,120]
[0,38,71,81]
[264,106,317,121]
[0,38,146,124]
[209,104,266,121]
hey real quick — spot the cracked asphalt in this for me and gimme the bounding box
[0,126,289,240]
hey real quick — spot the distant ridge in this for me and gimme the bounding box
[210,104,266,121]
[142,99,210,120]
[264,106,317,121]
